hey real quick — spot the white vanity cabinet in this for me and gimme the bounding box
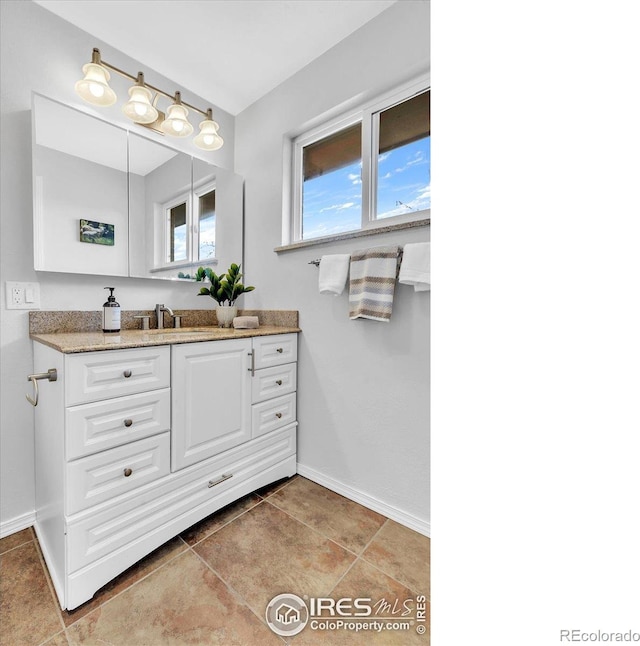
[33,332,297,610]
[171,339,252,471]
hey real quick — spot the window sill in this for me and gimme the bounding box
[274,218,430,254]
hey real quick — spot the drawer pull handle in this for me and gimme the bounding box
[276,347,283,353]
[275,412,283,419]
[208,473,233,488]
[123,468,133,477]
[276,379,283,386]
[123,419,133,427]
[123,369,132,378]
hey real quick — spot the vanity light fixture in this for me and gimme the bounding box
[74,48,223,151]
[161,92,193,137]
[193,109,224,151]
[122,73,158,124]
[74,49,117,107]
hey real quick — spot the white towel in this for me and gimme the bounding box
[318,254,351,295]
[399,242,430,291]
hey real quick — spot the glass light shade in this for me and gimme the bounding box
[161,103,193,137]
[194,118,224,151]
[122,85,158,124]
[74,63,117,107]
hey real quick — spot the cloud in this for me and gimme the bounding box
[347,173,361,185]
[407,150,425,166]
[393,148,428,174]
[319,201,357,213]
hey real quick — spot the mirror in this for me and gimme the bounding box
[33,94,129,276]
[32,94,243,280]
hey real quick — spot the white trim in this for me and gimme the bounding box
[33,522,66,607]
[296,463,430,538]
[0,511,36,539]
[292,111,362,243]
[193,180,217,263]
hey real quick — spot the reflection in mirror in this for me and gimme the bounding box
[33,94,129,276]
[128,137,243,281]
[192,159,244,280]
[128,134,192,279]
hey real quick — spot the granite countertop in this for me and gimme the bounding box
[30,325,301,354]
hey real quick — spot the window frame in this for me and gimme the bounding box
[155,181,218,272]
[192,179,217,263]
[163,191,192,265]
[290,75,430,245]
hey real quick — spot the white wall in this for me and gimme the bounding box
[0,0,235,532]
[236,1,430,533]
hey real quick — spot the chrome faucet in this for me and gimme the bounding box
[155,303,175,329]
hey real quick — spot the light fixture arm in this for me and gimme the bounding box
[90,48,209,118]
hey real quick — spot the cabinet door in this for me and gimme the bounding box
[171,339,251,471]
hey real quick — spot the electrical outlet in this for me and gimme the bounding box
[5,282,41,310]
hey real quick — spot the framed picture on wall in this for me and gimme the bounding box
[79,219,115,246]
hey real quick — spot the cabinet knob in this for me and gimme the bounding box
[123,468,133,477]
[275,412,283,419]
[276,347,283,353]
[123,419,133,427]
[276,380,283,386]
[123,369,132,378]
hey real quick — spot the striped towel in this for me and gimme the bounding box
[348,246,400,321]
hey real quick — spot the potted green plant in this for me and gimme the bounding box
[196,264,255,327]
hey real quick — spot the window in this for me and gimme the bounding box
[166,196,189,263]
[160,181,216,269]
[291,78,430,243]
[195,184,216,261]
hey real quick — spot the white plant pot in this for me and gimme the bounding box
[215,305,238,328]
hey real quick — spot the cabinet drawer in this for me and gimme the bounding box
[66,425,296,573]
[251,392,296,438]
[251,363,297,404]
[66,432,170,515]
[66,347,170,406]
[253,333,297,370]
[66,389,170,460]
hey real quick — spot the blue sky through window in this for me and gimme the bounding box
[302,136,430,240]
[377,136,430,219]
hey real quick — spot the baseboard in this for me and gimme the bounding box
[0,511,36,539]
[296,463,430,537]
[33,522,65,608]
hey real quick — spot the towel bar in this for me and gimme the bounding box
[26,368,58,406]
[309,248,404,268]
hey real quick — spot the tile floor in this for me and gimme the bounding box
[0,476,429,646]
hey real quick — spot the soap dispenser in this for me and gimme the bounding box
[102,287,121,333]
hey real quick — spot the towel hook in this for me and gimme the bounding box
[26,368,57,407]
